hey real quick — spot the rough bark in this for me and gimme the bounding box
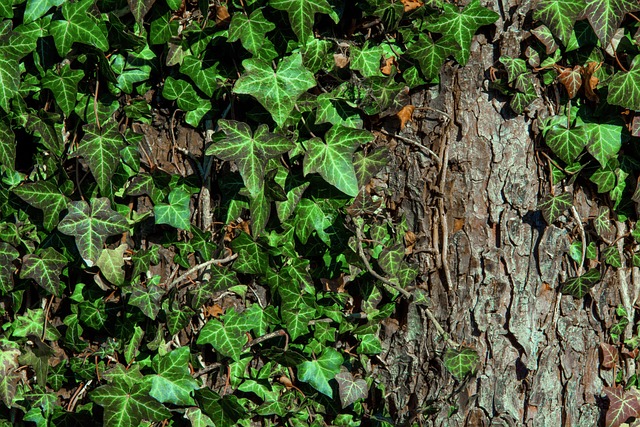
[377,1,617,425]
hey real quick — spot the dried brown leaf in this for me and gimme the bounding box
[600,342,618,370]
[396,105,415,130]
[380,56,396,75]
[401,0,423,12]
[581,61,601,102]
[555,65,583,99]
[604,385,640,427]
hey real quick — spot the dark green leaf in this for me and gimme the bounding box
[607,56,640,111]
[77,121,125,194]
[13,180,69,231]
[269,0,336,42]
[297,347,342,397]
[335,371,367,408]
[443,347,478,380]
[20,248,66,297]
[49,0,109,56]
[533,0,585,45]
[154,188,191,230]
[584,0,638,47]
[561,268,601,298]
[538,192,573,224]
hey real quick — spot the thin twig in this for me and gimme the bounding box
[354,222,411,299]
[437,117,454,293]
[421,305,460,348]
[379,129,441,167]
[414,105,453,122]
[168,253,238,289]
[93,73,100,130]
[193,363,222,378]
[243,329,287,350]
[571,206,586,276]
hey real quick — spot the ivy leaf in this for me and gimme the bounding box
[406,34,458,80]
[129,282,165,320]
[0,341,21,407]
[58,198,129,267]
[607,57,640,111]
[146,347,198,406]
[13,180,70,231]
[197,318,247,362]
[335,371,367,408]
[590,160,617,193]
[584,0,638,47]
[162,76,202,111]
[443,347,478,380]
[233,54,316,127]
[228,9,275,57]
[603,385,640,427]
[95,244,127,286]
[48,0,109,56]
[77,121,125,194]
[154,188,191,230]
[315,93,363,128]
[533,0,585,46]
[293,198,332,245]
[561,268,601,298]
[353,147,388,188]
[302,37,331,73]
[544,124,587,164]
[584,121,626,169]
[24,0,65,23]
[0,243,19,295]
[538,192,573,224]
[0,50,19,113]
[179,56,220,98]
[91,379,171,427]
[206,120,295,198]
[282,297,315,341]
[20,248,66,297]
[127,0,156,25]
[603,246,622,268]
[269,0,336,42]
[425,0,499,65]
[41,64,84,116]
[594,206,614,236]
[231,232,268,275]
[379,244,404,276]
[297,347,343,398]
[0,118,15,170]
[350,43,384,78]
[303,125,374,196]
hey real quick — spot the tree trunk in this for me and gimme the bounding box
[379,1,613,425]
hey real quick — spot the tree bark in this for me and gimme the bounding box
[378,1,613,425]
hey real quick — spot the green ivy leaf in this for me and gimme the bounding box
[13,180,70,231]
[146,346,198,406]
[166,305,195,335]
[20,248,66,297]
[584,0,638,47]
[124,325,144,365]
[350,43,383,78]
[78,298,107,330]
[77,121,125,194]
[95,244,127,286]
[594,206,614,236]
[584,121,626,169]
[533,0,585,46]
[129,282,165,320]
[228,8,275,57]
[269,0,336,42]
[91,377,171,427]
[294,198,332,245]
[538,192,573,224]
[443,347,478,380]
[544,124,587,164]
[233,54,316,127]
[179,56,220,98]
[297,347,343,398]
[0,50,19,113]
[12,308,61,341]
[24,0,65,23]
[607,56,640,111]
[590,160,617,193]
[185,408,215,427]
[425,0,499,65]
[154,188,191,230]
[48,0,109,56]
[357,333,382,355]
[41,64,84,116]
[162,76,203,111]
[561,268,601,298]
[406,34,458,80]
[303,125,374,196]
[603,246,623,268]
[230,232,268,274]
[57,198,129,267]
[0,118,15,170]
[197,317,247,362]
[206,120,295,198]
[0,243,19,295]
[335,371,367,408]
[353,147,388,188]
[302,37,331,73]
[282,297,315,341]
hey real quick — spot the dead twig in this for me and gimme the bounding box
[243,329,287,350]
[379,129,441,167]
[169,253,238,289]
